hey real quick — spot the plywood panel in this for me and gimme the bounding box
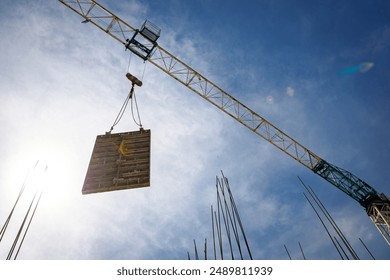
[82,129,151,195]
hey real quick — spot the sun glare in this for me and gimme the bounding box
[7,144,80,214]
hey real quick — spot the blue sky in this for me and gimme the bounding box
[0,0,389,260]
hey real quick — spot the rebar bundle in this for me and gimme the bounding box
[189,171,253,260]
[0,161,47,260]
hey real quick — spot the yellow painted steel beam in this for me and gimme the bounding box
[58,0,390,245]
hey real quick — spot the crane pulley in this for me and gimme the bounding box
[58,0,390,245]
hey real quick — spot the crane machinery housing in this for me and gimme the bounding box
[58,0,390,246]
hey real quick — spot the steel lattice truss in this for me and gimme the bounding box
[368,202,390,246]
[58,0,321,171]
[58,0,390,245]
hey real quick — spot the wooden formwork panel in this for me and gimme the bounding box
[82,129,151,195]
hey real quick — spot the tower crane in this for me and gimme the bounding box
[58,0,390,245]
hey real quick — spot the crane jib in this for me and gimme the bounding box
[312,160,381,208]
[58,0,390,246]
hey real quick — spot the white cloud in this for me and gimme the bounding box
[286,86,295,97]
[1,1,388,261]
[0,0,227,260]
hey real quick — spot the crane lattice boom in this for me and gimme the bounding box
[58,0,390,245]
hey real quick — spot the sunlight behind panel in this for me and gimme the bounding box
[82,129,151,195]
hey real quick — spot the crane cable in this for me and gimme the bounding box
[108,83,144,133]
[126,51,148,81]
[130,88,143,128]
[126,51,132,74]
[108,87,132,133]
[107,53,146,133]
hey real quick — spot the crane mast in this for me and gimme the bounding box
[58,0,390,245]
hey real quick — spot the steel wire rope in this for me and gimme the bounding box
[129,61,148,129]
[108,87,132,133]
[140,60,147,82]
[127,51,133,73]
[130,89,143,129]
[109,55,145,132]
